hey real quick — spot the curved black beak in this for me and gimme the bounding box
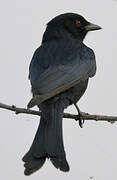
[85,23,102,31]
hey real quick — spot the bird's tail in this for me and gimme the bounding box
[22,98,70,175]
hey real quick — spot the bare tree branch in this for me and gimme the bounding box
[0,102,117,123]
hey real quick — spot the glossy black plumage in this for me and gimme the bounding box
[29,39,96,95]
[23,13,101,175]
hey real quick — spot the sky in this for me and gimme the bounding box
[0,0,117,179]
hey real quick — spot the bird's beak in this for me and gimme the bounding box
[85,23,102,31]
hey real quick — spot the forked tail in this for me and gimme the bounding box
[23,98,70,175]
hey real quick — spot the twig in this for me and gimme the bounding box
[0,102,117,123]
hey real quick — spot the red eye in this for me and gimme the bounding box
[76,20,81,27]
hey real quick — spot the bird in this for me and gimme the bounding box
[22,13,101,175]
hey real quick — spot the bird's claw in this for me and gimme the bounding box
[77,114,84,128]
[74,103,84,128]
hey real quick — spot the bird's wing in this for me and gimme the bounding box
[28,41,96,108]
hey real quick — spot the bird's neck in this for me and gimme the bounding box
[42,27,85,43]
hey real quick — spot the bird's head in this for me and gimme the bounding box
[42,13,102,42]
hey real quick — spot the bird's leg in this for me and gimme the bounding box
[74,103,84,128]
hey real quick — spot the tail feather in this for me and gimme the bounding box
[24,157,46,176]
[23,98,70,175]
[50,157,69,172]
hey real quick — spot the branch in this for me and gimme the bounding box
[0,102,116,123]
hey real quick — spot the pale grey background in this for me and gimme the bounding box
[0,0,117,179]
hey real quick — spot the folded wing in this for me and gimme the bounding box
[28,41,96,108]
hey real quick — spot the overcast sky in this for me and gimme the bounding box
[0,0,117,180]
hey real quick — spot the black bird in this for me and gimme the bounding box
[23,13,101,175]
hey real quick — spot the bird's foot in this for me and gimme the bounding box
[74,104,85,128]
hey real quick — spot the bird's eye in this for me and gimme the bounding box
[76,20,81,27]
